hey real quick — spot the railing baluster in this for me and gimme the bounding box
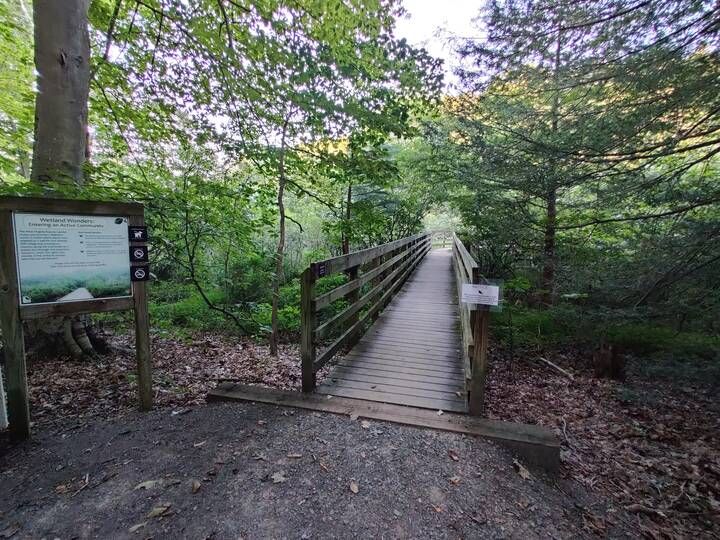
[300,233,431,389]
[300,266,316,392]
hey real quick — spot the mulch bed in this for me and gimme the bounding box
[485,344,720,538]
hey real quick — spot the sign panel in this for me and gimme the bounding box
[315,261,328,278]
[130,245,149,262]
[461,283,500,306]
[0,368,7,430]
[128,226,148,242]
[131,265,150,282]
[13,213,132,305]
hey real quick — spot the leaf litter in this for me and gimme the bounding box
[486,342,720,538]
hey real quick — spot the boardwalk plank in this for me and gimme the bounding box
[322,248,467,413]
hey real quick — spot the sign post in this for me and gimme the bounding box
[461,278,502,415]
[0,197,153,439]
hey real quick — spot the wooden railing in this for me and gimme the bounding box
[300,233,433,391]
[452,233,489,415]
[431,229,452,248]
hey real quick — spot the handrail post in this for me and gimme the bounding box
[301,266,317,392]
[468,266,489,415]
[345,264,361,347]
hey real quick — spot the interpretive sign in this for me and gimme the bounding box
[461,283,500,306]
[0,196,153,440]
[13,213,132,305]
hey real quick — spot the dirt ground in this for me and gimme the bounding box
[1,400,624,539]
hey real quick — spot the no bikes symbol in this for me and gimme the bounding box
[131,265,150,282]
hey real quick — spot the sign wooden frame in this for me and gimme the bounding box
[0,196,153,439]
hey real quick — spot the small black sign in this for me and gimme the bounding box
[315,261,328,277]
[130,245,149,262]
[128,226,148,242]
[131,265,150,281]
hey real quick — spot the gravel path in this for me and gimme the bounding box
[0,401,626,539]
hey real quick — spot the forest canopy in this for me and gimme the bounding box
[0,0,718,356]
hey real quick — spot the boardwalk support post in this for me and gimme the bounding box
[300,266,317,392]
[0,209,30,439]
[468,309,490,415]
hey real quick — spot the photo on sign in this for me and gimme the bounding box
[13,213,132,305]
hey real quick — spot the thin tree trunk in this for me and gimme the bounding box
[342,182,352,255]
[541,21,563,307]
[32,0,91,185]
[541,188,557,306]
[270,117,291,356]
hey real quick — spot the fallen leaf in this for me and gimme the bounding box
[349,480,359,494]
[513,459,531,480]
[437,410,444,416]
[448,450,460,461]
[361,420,371,429]
[432,504,444,513]
[271,471,287,484]
[134,479,162,490]
[147,503,172,518]
[449,476,461,485]
[191,480,201,493]
[128,522,148,533]
[349,413,359,421]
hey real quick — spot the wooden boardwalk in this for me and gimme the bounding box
[318,248,467,412]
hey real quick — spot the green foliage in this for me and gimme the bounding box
[0,0,33,181]
[151,289,231,335]
[494,304,719,363]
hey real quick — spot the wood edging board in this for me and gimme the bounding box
[207,383,560,473]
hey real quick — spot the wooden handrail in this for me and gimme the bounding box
[300,232,432,392]
[451,233,488,415]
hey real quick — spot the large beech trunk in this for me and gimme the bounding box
[32,0,91,184]
[28,0,101,358]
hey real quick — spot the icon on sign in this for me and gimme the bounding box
[128,226,148,242]
[131,264,150,282]
[315,261,328,277]
[129,245,149,262]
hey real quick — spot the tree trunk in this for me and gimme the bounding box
[541,21,563,308]
[32,0,91,184]
[341,182,352,255]
[28,0,100,359]
[541,187,557,306]
[269,167,286,356]
[269,117,291,356]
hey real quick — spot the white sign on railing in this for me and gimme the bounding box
[461,283,500,306]
[0,367,7,430]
